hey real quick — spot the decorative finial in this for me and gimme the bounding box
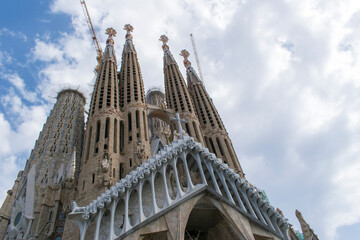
[180,49,191,69]
[124,24,134,40]
[105,28,117,46]
[159,35,169,51]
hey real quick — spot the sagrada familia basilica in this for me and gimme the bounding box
[0,25,318,240]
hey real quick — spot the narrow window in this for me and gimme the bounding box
[92,174,95,184]
[113,119,118,153]
[185,122,191,137]
[105,117,110,139]
[113,168,115,178]
[82,181,85,191]
[136,110,139,129]
[86,127,92,160]
[49,211,53,221]
[225,139,236,162]
[120,121,124,152]
[128,113,132,132]
[96,121,101,142]
[204,136,209,149]
[128,113,132,142]
[193,122,200,141]
[216,137,224,155]
[119,163,123,179]
[143,111,148,141]
[209,138,216,154]
[129,159,132,167]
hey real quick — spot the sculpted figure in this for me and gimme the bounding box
[71,201,86,214]
[102,154,110,170]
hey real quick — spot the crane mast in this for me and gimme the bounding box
[190,33,204,82]
[80,0,102,72]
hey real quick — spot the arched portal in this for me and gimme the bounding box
[184,198,245,240]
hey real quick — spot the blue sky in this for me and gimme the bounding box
[1,0,360,239]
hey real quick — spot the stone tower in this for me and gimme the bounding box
[20,89,85,186]
[77,28,122,205]
[159,35,204,145]
[118,24,151,172]
[1,89,85,239]
[180,49,244,177]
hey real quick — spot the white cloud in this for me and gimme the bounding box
[0,89,49,203]
[0,114,12,156]
[0,51,12,67]
[0,28,27,42]
[2,73,37,102]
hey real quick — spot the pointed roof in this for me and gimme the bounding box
[122,24,136,54]
[101,27,117,63]
[159,34,176,65]
[180,49,202,86]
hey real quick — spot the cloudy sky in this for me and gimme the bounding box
[1,0,360,239]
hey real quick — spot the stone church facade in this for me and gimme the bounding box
[0,25,317,240]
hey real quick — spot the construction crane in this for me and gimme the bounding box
[190,33,204,82]
[80,0,102,73]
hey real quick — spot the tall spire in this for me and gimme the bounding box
[118,24,151,173]
[181,49,244,176]
[160,36,204,145]
[78,27,122,205]
[180,49,201,86]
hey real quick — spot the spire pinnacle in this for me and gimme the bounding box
[105,28,117,46]
[180,49,191,69]
[124,24,134,40]
[181,49,201,85]
[159,35,169,51]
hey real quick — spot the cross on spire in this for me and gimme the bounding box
[180,49,191,69]
[170,113,187,138]
[124,24,134,40]
[105,28,116,46]
[159,35,169,51]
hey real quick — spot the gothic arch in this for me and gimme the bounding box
[184,196,247,240]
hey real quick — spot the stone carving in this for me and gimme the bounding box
[105,27,117,46]
[159,35,169,51]
[101,154,110,172]
[135,139,145,160]
[296,209,319,240]
[62,204,71,215]
[180,49,191,69]
[124,24,134,40]
[71,201,86,214]
[160,101,166,110]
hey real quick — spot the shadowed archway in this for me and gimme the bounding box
[184,198,245,240]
